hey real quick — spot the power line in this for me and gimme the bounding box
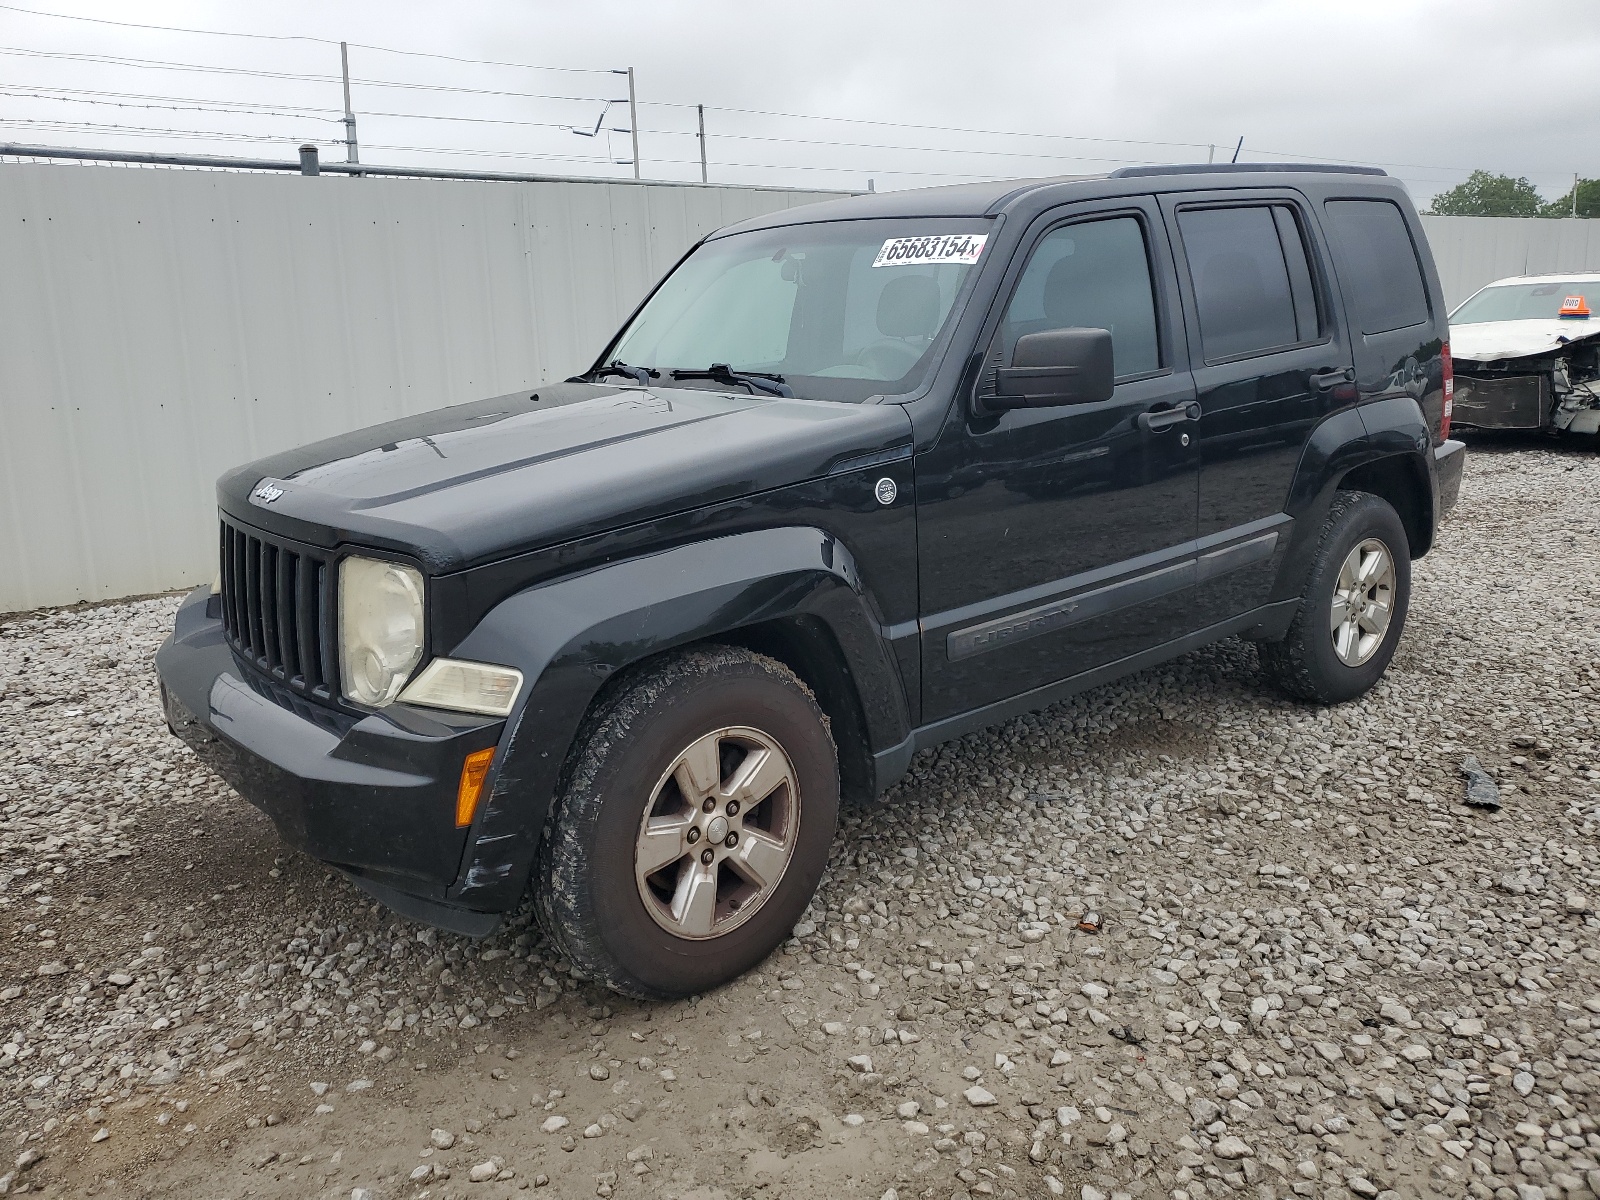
[650,100,1213,154]
[0,82,340,113]
[637,126,1148,166]
[0,87,344,122]
[0,118,341,145]
[0,3,620,75]
[646,101,1493,180]
[0,47,623,105]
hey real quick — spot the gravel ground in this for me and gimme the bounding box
[1,442,1598,1200]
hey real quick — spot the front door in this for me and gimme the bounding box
[916,200,1201,723]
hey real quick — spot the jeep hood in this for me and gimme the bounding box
[1451,318,1600,363]
[217,382,913,572]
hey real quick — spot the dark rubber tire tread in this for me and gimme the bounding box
[1259,490,1411,705]
[535,645,838,1000]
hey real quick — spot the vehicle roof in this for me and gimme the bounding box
[715,163,1398,237]
[1475,272,1600,288]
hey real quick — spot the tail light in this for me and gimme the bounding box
[1440,342,1454,440]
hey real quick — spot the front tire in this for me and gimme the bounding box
[536,646,838,999]
[1259,490,1411,704]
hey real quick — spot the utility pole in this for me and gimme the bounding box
[340,41,360,169]
[697,104,707,183]
[626,67,640,179]
[1207,144,1215,164]
[1575,173,1580,218]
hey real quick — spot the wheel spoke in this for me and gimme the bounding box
[673,733,723,801]
[1334,617,1359,663]
[1329,593,1354,631]
[730,829,789,889]
[637,815,693,877]
[721,746,789,809]
[1337,555,1362,593]
[1357,547,1388,588]
[669,862,718,936]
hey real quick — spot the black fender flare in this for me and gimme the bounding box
[440,526,911,913]
[1271,396,1433,606]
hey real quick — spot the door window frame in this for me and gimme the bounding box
[1164,191,1338,369]
[967,197,1188,411]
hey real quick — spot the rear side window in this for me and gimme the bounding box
[998,215,1160,378]
[1177,204,1320,361]
[1322,199,1430,334]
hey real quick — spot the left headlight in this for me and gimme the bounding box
[339,556,425,707]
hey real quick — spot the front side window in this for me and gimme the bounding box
[1178,204,1322,361]
[997,216,1161,378]
[607,218,993,403]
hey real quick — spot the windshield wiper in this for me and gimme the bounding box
[585,360,659,386]
[670,364,793,397]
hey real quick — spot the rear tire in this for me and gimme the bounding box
[536,645,838,1000]
[1259,490,1411,704]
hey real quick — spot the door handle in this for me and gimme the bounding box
[1309,366,1356,390]
[1136,401,1201,433]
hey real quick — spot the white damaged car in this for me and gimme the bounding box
[1449,272,1600,443]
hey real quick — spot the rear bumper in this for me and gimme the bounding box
[1434,438,1466,515]
[155,585,508,932]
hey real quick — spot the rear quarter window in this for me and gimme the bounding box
[1322,199,1430,335]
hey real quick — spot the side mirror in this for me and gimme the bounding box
[986,327,1115,411]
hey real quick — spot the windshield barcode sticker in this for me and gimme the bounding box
[873,233,987,268]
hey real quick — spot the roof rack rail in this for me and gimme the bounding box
[1109,163,1387,178]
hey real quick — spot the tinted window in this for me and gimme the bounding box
[1323,199,1430,334]
[1000,216,1160,378]
[1178,205,1312,361]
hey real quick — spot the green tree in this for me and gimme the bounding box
[1427,171,1545,216]
[1540,178,1600,218]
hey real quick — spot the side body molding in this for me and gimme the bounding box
[441,526,911,913]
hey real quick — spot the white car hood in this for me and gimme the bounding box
[1451,318,1600,363]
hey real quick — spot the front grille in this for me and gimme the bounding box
[218,516,337,701]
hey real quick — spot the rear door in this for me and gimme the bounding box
[1162,191,1357,625]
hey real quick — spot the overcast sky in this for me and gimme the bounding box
[1,0,1593,207]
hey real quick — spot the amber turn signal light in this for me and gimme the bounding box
[456,747,496,828]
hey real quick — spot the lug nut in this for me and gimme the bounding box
[725,833,738,848]
[726,800,740,816]
[702,798,716,813]
[686,827,700,844]
[700,848,715,865]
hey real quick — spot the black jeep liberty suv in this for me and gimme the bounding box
[157,164,1466,999]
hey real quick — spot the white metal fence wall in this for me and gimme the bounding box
[0,164,837,612]
[1421,215,1600,310]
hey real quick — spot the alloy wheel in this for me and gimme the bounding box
[1329,537,1395,667]
[634,726,801,939]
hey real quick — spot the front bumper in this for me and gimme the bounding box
[155,586,507,933]
[1434,438,1466,516]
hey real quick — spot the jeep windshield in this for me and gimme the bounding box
[604,217,995,403]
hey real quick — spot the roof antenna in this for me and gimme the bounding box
[1230,136,1244,164]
